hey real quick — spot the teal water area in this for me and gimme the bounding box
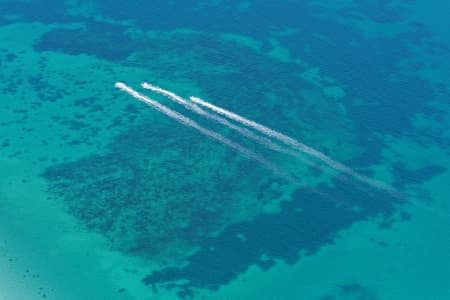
[1,1,449,299]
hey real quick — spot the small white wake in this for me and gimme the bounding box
[190,96,397,194]
[115,82,293,181]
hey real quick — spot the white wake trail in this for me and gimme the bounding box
[190,96,397,194]
[115,82,292,181]
[141,82,319,169]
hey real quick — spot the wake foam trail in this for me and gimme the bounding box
[190,96,398,195]
[115,82,293,181]
[142,82,321,170]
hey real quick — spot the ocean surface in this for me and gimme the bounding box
[1,1,449,299]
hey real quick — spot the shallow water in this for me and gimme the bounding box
[1,1,449,299]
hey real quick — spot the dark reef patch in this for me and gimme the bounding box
[0,0,72,24]
[321,282,379,300]
[43,119,280,260]
[142,180,399,298]
[392,163,447,188]
[33,21,140,61]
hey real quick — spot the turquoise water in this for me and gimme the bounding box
[1,1,450,299]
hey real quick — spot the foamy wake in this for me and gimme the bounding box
[189,96,397,194]
[116,81,398,195]
[115,82,293,181]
